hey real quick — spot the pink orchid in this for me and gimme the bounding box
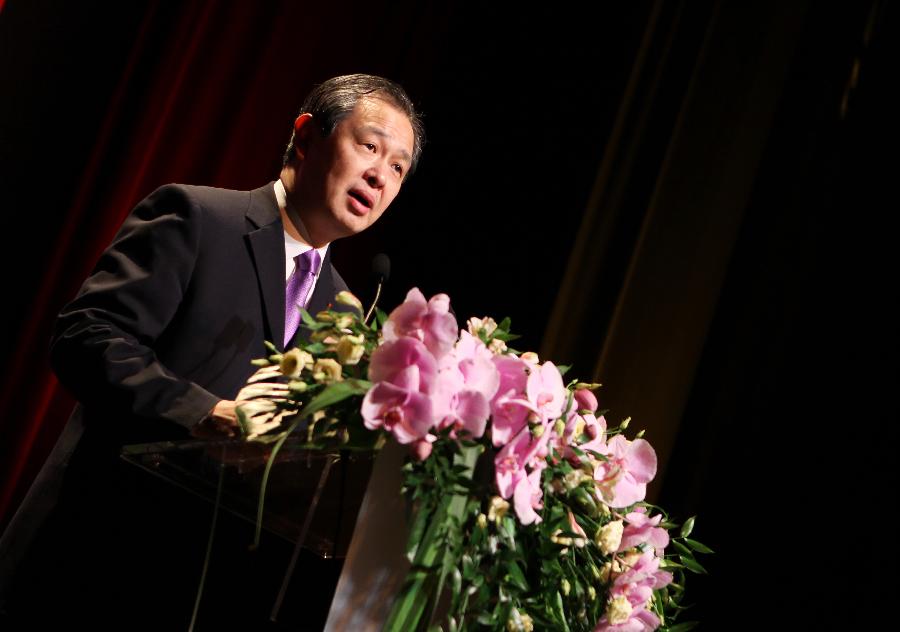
[613,549,673,592]
[431,332,500,438]
[382,288,458,359]
[494,428,532,499]
[368,338,437,394]
[361,381,434,444]
[489,355,534,447]
[526,361,568,423]
[593,605,659,632]
[495,425,553,499]
[595,551,671,632]
[593,435,657,508]
[512,468,544,525]
[619,508,670,555]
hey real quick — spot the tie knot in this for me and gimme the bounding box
[295,249,321,276]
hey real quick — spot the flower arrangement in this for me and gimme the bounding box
[235,288,710,631]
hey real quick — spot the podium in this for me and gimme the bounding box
[120,437,377,627]
[121,438,375,559]
[120,437,410,629]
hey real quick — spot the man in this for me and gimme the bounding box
[0,74,423,628]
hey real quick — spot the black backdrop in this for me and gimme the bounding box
[2,0,896,627]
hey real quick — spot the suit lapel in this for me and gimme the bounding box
[244,183,286,350]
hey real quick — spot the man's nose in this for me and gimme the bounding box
[364,165,387,189]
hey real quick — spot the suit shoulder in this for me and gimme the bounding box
[147,184,252,209]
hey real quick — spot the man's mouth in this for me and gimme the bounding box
[348,189,373,210]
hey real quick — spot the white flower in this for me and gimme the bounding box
[280,348,313,378]
[607,595,633,625]
[506,609,534,632]
[488,338,507,354]
[467,316,498,337]
[488,496,509,523]
[313,358,343,382]
[336,334,365,365]
[597,519,624,554]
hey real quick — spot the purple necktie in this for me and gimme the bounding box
[284,249,321,347]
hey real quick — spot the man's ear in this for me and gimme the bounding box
[292,113,315,161]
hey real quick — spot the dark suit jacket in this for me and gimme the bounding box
[0,182,350,626]
[53,181,349,441]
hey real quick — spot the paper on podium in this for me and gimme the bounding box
[324,438,410,630]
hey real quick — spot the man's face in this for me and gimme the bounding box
[293,96,415,245]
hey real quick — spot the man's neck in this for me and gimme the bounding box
[276,171,321,248]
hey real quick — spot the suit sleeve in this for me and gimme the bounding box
[50,185,220,432]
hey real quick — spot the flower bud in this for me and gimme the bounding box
[476,513,488,530]
[619,416,631,430]
[561,579,571,596]
[574,388,598,413]
[335,290,364,314]
[553,419,566,437]
[411,438,433,461]
[520,351,540,365]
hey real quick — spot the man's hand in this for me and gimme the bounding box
[190,400,241,439]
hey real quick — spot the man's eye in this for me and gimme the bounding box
[364,143,376,151]
[392,164,404,176]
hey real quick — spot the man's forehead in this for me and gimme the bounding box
[347,97,414,149]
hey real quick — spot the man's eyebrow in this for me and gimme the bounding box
[361,125,412,163]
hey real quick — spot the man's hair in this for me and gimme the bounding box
[282,74,425,176]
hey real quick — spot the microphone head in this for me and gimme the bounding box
[371,253,391,282]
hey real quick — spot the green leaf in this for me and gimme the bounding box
[678,555,708,574]
[570,487,598,518]
[299,379,371,419]
[505,560,529,592]
[300,308,319,327]
[684,538,714,554]
[680,516,696,538]
[498,316,512,331]
[552,591,572,632]
[671,540,692,557]
[375,307,389,326]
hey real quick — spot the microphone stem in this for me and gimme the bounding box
[365,279,384,324]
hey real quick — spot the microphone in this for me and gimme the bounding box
[365,253,391,323]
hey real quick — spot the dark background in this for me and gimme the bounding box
[1,0,896,628]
